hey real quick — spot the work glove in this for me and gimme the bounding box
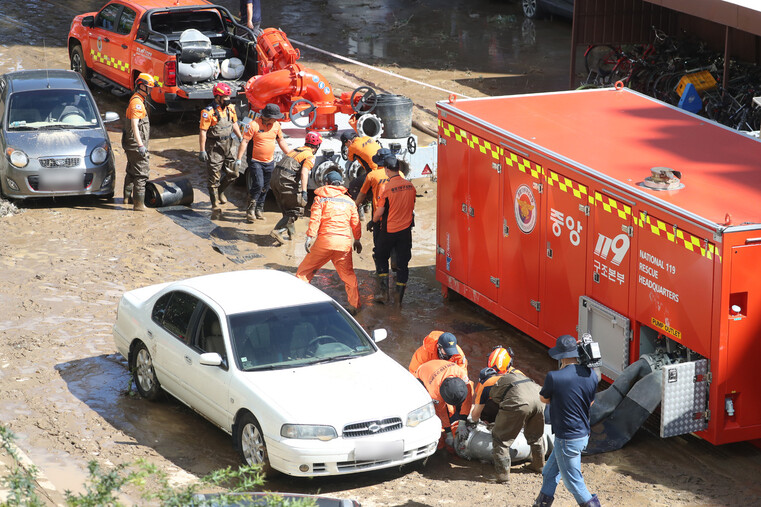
[297,190,308,207]
[353,240,362,254]
[366,220,375,232]
[304,236,315,253]
[137,145,147,157]
[233,159,242,171]
[199,151,209,162]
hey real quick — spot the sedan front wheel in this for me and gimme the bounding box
[237,413,272,474]
[132,341,161,400]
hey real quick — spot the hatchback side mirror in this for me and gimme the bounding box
[102,111,119,123]
[372,329,387,343]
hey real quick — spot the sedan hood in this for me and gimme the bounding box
[5,128,105,158]
[241,352,430,425]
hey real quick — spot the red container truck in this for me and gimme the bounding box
[436,87,761,445]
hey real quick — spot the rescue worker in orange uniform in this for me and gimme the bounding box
[408,331,468,374]
[121,73,154,211]
[414,359,474,450]
[198,83,243,217]
[355,148,401,270]
[269,131,323,244]
[235,103,291,222]
[296,170,363,314]
[370,151,416,306]
[488,346,545,482]
[341,131,381,218]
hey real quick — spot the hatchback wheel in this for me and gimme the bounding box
[522,0,544,19]
[132,341,161,400]
[237,413,272,474]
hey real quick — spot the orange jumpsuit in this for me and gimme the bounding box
[408,330,468,373]
[415,360,473,440]
[296,185,362,308]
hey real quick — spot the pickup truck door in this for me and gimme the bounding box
[88,2,136,86]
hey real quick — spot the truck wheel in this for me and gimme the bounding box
[70,45,91,81]
[236,412,273,474]
[131,341,161,400]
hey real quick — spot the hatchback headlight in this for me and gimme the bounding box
[91,144,109,165]
[407,401,435,427]
[280,424,337,441]
[7,148,28,168]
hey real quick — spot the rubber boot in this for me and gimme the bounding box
[285,220,296,240]
[132,188,146,211]
[395,283,407,308]
[375,274,389,304]
[246,198,256,223]
[532,493,554,507]
[526,440,545,474]
[255,205,265,220]
[218,174,233,204]
[580,494,601,507]
[493,448,511,483]
[270,228,288,245]
[123,181,133,205]
[209,188,221,219]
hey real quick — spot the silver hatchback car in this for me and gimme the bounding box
[0,69,119,200]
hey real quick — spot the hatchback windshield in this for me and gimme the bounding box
[7,89,98,129]
[228,302,376,371]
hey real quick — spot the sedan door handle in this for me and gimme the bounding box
[147,330,153,337]
[184,355,192,365]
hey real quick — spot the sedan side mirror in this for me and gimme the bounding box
[102,111,120,123]
[372,329,387,343]
[199,352,226,369]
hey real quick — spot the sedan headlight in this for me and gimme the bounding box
[407,401,435,427]
[280,424,337,441]
[90,144,109,165]
[7,148,28,168]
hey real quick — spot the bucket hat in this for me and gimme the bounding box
[548,334,579,360]
[261,103,284,119]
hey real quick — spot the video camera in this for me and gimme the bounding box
[578,333,602,368]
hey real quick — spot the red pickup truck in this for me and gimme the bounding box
[68,0,257,111]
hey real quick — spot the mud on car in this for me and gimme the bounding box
[0,69,119,200]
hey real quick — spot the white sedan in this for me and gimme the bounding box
[112,269,441,476]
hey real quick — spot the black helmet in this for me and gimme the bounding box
[340,131,357,144]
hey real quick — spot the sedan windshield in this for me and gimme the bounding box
[228,302,376,371]
[7,89,98,129]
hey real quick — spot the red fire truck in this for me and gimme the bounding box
[436,87,761,446]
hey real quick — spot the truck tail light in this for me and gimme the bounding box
[164,60,176,87]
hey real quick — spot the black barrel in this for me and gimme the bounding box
[146,177,194,207]
[373,94,413,139]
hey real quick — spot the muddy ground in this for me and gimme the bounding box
[2,0,761,505]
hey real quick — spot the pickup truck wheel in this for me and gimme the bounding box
[70,45,91,81]
[237,412,272,474]
[131,341,161,401]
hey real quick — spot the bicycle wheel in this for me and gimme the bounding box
[585,45,618,77]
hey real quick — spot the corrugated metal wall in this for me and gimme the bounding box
[574,0,678,45]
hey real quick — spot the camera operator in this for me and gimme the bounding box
[532,334,601,507]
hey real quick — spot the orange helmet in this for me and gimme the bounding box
[488,346,513,374]
[213,82,232,97]
[135,73,155,88]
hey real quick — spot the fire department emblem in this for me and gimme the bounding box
[97,38,102,52]
[514,184,536,234]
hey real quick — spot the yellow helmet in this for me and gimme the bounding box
[135,73,155,88]
[488,346,514,374]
